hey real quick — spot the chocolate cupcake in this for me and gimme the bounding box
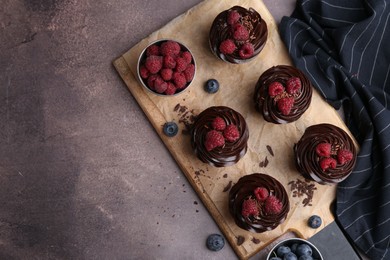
[229,173,290,233]
[191,106,249,167]
[209,6,268,64]
[294,123,357,184]
[254,65,313,124]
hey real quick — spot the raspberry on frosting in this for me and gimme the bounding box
[277,97,295,116]
[264,196,282,215]
[241,198,259,218]
[204,130,225,151]
[232,23,249,41]
[223,124,240,142]
[227,10,241,25]
[238,43,254,59]
[315,142,332,157]
[219,39,237,55]
[320,157,337,171]
[211,117,226,131]
[254,187,269,202]
[286,77,302,94]
[337,149,353,164]
[268,82,284,97]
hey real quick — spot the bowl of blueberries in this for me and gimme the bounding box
[266,237,323,260]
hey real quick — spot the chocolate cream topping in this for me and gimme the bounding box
[254,65,313,124]
[229,173,290,233]
[294,123,357,184]
[191,106,249,167]
[209,6,268,64]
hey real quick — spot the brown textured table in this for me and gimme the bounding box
[0,0,364,259]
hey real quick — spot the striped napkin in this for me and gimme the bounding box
[279,0,390,259]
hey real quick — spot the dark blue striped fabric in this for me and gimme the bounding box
[279,0,390,259]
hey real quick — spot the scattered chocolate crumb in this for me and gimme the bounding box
[194,201,198,205]
[266,145,274,156]
[157,222,159,225]
[183,190,186,193]
[196,210,199,213]
[174,104,180,112]
[237,236,245,246]
[173,103,198,135]
[172,214,175,218]
[223,173,228,178]
[158,244,160,247]
[182,184,185,187]
[288,178,317,207]
[223,180,232,192]
[259,156,269,168]
[252,237,260,244]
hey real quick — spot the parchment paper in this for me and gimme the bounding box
[113,0,355,259]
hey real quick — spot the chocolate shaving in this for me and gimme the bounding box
[288,178,317,207]
[223,180,232,192]
[252,237,260,244]
[259,156,269,168]
[266,145,274,156]
[237,236,245,246]
[174,103,197,135]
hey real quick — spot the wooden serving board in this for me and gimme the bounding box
[113,0,353,259]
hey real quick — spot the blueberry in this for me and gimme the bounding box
[276,246,291,257]
[296,244,312,256]
[299,255,313,260]
[206,234,225,251]
[283,252,298,260]
[270,257,282,260]
[163,122,178,137]
[204,79,219,93]
[291,243,299,253]
[308,215,322,229]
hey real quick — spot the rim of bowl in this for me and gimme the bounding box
[136,38,196,97]
[266,237,324,260]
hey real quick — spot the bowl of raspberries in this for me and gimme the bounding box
[266,238,323,260]
[137,39,196,96]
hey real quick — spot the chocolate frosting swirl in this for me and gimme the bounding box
[254,65,313,124]
[191,106,249,167]
[229,173,290,233]
[294,123,357,184]
[209,6,268,64]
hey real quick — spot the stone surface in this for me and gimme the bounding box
[0,0,363,259]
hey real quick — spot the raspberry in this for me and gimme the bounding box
[180,51,192,64]
[286,77,302,94]
[160,68,173,81]
[160,40,181,56]
[211,117,226,131]
[163,55,176,69]
[232,23,249,41]
[172,72,187,89]
[241,198,259,218]
[145,55,163,74]
[264,196,282,215]
[320,157,337,171]
[175,57,189,72]
[315,142,331,157]
[146,44,160,56]
[337,149,353,164]
[139,65,149,79]
[183,64,195,82]
[147,74,159,90]
[219,39,237,55]
[277,97,295,115]
[238,42,254,59]
[165,82,176,95]
[204,130,225,151]
[227,10,241,25]
[254,187,269,202]
[154,79,168,94]
[268,82,284,97]
[223,124,240,142]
